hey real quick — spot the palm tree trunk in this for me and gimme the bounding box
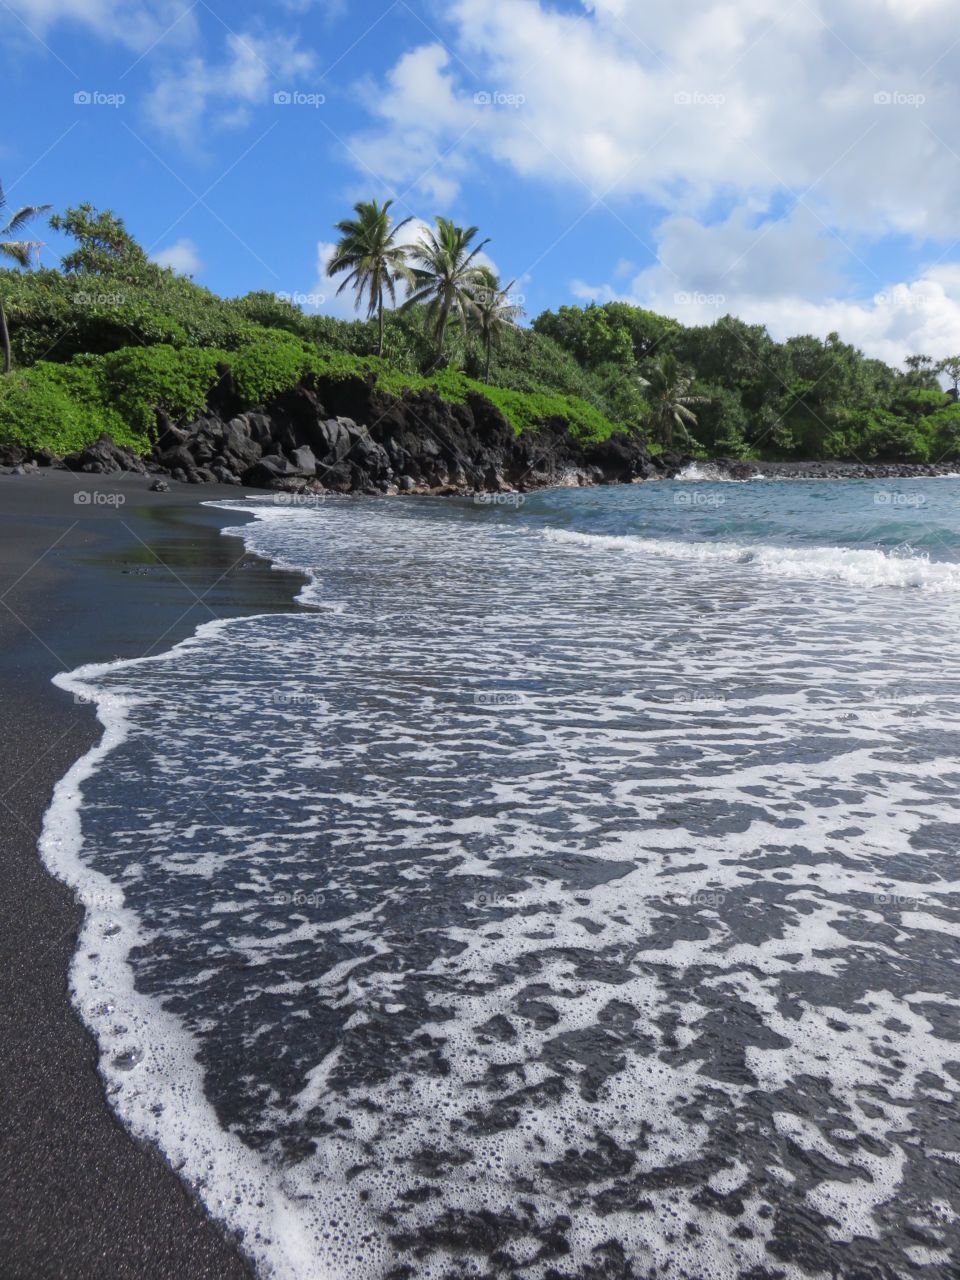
[0,294,10,375]
[377,285,384,358]
[484,336,491,382]
[434,299,451,367]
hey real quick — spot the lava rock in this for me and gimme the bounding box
[63,433,147,475]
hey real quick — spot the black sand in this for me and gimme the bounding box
[0,470,306,1279]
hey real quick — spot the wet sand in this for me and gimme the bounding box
[0,470,304,1279]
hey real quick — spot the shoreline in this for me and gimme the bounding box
[7,450,960,494]
[0,470,307,1279]
[2,465,957,1277]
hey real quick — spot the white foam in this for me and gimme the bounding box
[543,527,960,591]
[674,461,762,482]
[41,627,387,1280]
[38,490,960,1279]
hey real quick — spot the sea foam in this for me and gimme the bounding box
[544,526,960,591]
[35,490,960,1280]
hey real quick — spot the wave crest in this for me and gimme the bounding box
[543,528,960,591]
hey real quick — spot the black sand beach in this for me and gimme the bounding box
[0,471,305,1279]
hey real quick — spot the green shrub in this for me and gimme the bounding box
[230,290,313,338]
[0,360,132,453]
[227,332,316,404]
[101,345,226,437]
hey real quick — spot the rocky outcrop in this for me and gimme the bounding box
[0,442,62,474]
[149,376,660,494]
[8,372,953,490]
[62,433,148,475]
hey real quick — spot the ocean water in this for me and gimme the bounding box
[42,476,960,1279]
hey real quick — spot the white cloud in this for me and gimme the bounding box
[350,0,960,234]
[343,0,960,360]
[313,239,362,318]
[4,0,197,51]
[756,272,960,366]
[577,194,960,359]
[348,46,473,207]
[143,32,315,144]
[151,237,201,275]
[575,273,960,365]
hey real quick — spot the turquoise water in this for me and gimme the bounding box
[518,474,960,558]
[43,477,960,1280]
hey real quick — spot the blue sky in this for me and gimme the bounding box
[3,0,960,365]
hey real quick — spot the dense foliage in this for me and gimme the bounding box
[1,200,958,463]
[533,305,960,462]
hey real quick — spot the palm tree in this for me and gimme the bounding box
[326,198,414,358]
[471,268,522,381]
[403,217,490,368]
[0,183,50,373]
[638,353,707,448]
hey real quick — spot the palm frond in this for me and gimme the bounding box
[1,203,51,236]
[0,240,38,267]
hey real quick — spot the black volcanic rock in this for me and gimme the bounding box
[144,374,658,495]
[63,433,147,475]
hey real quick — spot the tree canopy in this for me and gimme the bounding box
[2,197,960,466]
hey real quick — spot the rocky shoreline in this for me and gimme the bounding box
[2,373,958,491]
[710,458,960,481]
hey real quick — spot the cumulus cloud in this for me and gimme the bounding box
[343,0,960,358]
[350,0,960,230]
[571,273,960,365]
[143,32,315,144]
[348,46,474,207]
[151,237,201,275]
[313,239,361,318]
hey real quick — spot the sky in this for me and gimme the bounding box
[2,0,960,366]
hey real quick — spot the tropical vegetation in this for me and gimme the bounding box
[2,192,960,467]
